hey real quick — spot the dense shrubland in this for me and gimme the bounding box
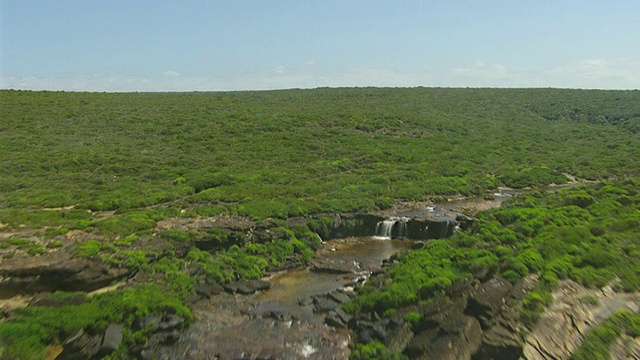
[2,88,640,223]
[1,88,640,358]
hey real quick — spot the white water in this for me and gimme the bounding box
[374,217,409,239]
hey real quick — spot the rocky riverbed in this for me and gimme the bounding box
[140,237,415,359]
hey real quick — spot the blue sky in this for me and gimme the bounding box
[1,0,639,91]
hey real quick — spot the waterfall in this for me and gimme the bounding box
[374,217,409,239]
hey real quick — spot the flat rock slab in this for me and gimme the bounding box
[0,254,129,295]
[100,323,123,354]
[224,279,271,295]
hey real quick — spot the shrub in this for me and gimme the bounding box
[71,239,102,257]
[403,311,422,328]
[46,240,64,249]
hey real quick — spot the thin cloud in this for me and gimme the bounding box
[162,70,181,77]
[1,59,638,91]
[550,59,640,86]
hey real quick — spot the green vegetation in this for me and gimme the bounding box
[2,89,640,225]
[345,180,640,349]
[1,88,640,358]
[571,310,640,360]
[350,340,407,360]
[0,286,191,360]
[0,237,45,256]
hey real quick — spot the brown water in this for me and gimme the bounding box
[156,237,415,359]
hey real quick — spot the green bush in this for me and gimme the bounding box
[0,285,192,359]
[71,239,102,257]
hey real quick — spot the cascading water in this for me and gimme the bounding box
[374,217,409,239]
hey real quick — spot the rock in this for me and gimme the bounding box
[325,308,353,327]
[411,240,426,249]
[384,320,414,354]
[474,320,523,360]
[297,297,313,306]
[136,314,185,333]
[325,311,346,328]
[28,292,88,307]
[521,280,640,360]
[327,290,352,304]
[312,296,339,313]
[0,254,130,296]
[224,279,271,294]
[194,282,223,298]
[466,277,512,329]
[57,329,102,360]
[406,315,482,360]
[334,308,352,323]
[310,258,360,274]
[353,320,388,344]
[99,323,123,355]
[249,302,296,321]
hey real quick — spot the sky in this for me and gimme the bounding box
[1,0,639,92]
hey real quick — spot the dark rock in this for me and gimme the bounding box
[160,314,185,331]
[407,315,482,360]
[446,280,474,297]
[327,290,351,304]
[353,320,388,344]
[224,279,271,294]
[136,314,163,332]
[194,282,223,298]
[474,321,523,360]
[312,296,339,312]
[28,292,88,307]
[0,254,130,295]
[466,277,512,329]
[99,323,123,355]
[58,329,102,360]
[411,240,427,249]
[136,314,185,333]
[325,311,347,328]
[333,308,352,324]
[249,302,296,321]
[297,297,313,306]
[160,330,181,345]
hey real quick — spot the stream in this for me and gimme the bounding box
[132,182,596,359]
[151,237,415,359]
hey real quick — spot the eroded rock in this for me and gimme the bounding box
[0,254,129,296]
[522,280,640,360]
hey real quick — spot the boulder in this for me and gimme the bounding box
[327,290,352,304]
[406,315,482,360]
[466,277,512,329]
[312,296,339,313]
[325,311,347,328]
[194,282,223,298]
[99,323,123,355]
[0,254,129,295]
[57,329,102,360]
[136,314,185,333]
